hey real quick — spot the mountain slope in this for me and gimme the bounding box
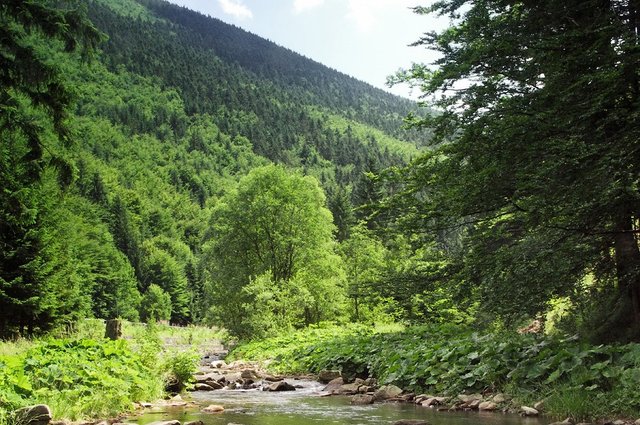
[2,0,426,333]
[88,0,426,166]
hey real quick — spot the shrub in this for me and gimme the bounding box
[162,350,198,393]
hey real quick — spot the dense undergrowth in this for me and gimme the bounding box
[231,324,640,421]
[0,320,211,425]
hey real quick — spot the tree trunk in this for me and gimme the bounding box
[614,213,640,327]
[105,319,122,340]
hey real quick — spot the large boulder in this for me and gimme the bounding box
[15,405,52,425]
[373,385,403,401]
[318,370,341,384]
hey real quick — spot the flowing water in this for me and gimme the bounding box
[131,379,547,425]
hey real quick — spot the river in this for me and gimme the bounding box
[131,379,547,425]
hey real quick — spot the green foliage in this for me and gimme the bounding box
[383,0,640,338]
[233,325,640,419]
[141,243,190,324]
[0,338,163,422]
[2,0,424,337]
[203,165,347,337]
[228,323,375,373]
[161,350,198,393]
[0,0,102,337]
[140,284,172,323]
[338,223,392,322]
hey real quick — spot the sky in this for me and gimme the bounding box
[165,0,448,99]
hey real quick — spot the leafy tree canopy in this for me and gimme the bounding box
[387,0,640,341]
[203,165,346,337]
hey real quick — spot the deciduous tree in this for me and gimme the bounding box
[203,165,346,337]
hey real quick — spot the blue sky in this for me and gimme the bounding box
[166,0,447,98]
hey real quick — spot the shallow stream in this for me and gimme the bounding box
[131,379,548,425]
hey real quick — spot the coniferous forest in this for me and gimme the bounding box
[4,0,640,422]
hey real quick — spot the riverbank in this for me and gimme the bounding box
[0,320,222,425]
[228,323,640,423]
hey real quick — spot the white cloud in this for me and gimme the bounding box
[218,0,253,19]
[293,0,325,14]
[346,0,416,32]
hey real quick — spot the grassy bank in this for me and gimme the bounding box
[230,324,640,421]
[0,320,223,425]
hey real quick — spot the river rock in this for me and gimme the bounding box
[194,383,214,391]
[548,419,574,425]
[202,404,224,413]
[224,372,241,382]
[534,400,545,411]
[357,385,372,394]
[635,420,640,425]
[337,383,361,395]
[323,377,344,394]
[420,397,446,407]
[363,377,377,386]
[211,360,226,369]
[15,405,52,425]
[373,385,403,401]
[268,381,296,391]
[184,421,204,425]
[414,394,430,404]
[458,393,482,403]
[468,399,482,409]
[205,379,224,389]
[351,394,375,405]
[241,369,259,379]
[520,406,539,416]
[147,421,180,425]
[492,393,507,403]
[478,401,498,411]
[393,420,430,425]
[318,370,341,383]
[263,374,283,382]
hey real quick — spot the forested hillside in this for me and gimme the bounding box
[4,1,640,422]
[0,0,425,337]
[4,0,639,348]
